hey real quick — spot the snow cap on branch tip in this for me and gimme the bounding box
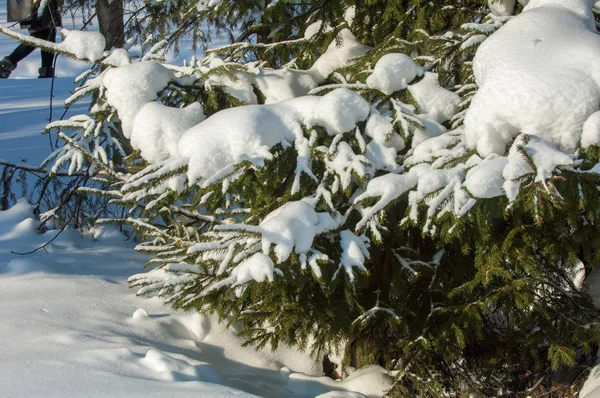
[465,0,600,157]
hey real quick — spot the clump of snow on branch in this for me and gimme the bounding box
[178,88,369,186]
[465,0,600,157]
[102,61,176,137]
[58,29,106,62]
[366,53,422,95]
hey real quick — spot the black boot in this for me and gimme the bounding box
[38,67,54,78]
[0,57,16,79]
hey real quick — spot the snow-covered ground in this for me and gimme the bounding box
[0,68,390,398]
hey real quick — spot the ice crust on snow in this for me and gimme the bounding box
[58,29,106,62]
[366,53,422,95]
[464,0,600,157]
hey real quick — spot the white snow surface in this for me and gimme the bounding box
[130,102,205,163]
[581,364,600,398]
[102,61,176,138]
[0,78,395,398]
[0,194,390,398]
[366,53,422,95]
[408,72,461,124]
[489,0,516,15]
[58,29,106,62]
[581,111,600,149]
[465,0,600,157]
[309,29,371,82]
[178,88,369,185]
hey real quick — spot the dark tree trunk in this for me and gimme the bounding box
[96,0,125,50]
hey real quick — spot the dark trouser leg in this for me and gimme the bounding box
[6,28,56,66]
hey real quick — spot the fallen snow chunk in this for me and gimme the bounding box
[58,29,105,62]
[464,156,508,198]
[130,102,205,163]
[366,53,421,95]
[581,111,600,149]
[103,62,175,138]
[408,72,461,124]
[309,29,371,83]
[132,308,150,320]
[465,0,600,156]
[231,252,275,286]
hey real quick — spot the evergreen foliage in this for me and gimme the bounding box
[4,0,600,396]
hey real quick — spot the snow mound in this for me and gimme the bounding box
[581,111,600,149]
[464,0,600,156]
[463,155,508,198]
[408,72,461,124]
[130,102,205,163]
[178,88,370,185]
[58,29,106,62]
[103,61,175,138]
[287,365,393,398]
[366,53,422,95]
[309,29,372,82]
[581,365,600,398]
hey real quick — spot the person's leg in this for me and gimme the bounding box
[5,41,37,65]
[0,42,34,78]
[0,28,56,78]
[37,28,56,77]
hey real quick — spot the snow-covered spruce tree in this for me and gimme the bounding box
[16,0,600,395]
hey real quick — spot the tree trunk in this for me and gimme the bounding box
[96,0,125,50]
